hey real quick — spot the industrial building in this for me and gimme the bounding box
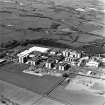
[57,62,70,71]
[17,46,50,63]
[17,46,82,71]
[49,48,61,55]
[0,59,6,65]
[65,57,74,62]
[51,55,64,63]
[62,49,81,59]
[26,57,41,66]
[17,50,29,63]
[15,44,105,79]
[45,60,55,69]
[62,49,70,57]
[85,59,100,68]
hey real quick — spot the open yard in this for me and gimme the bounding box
[48,76,105,105]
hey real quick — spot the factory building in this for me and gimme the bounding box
[69,51,81,59]
[26,57,41,66]
[50,49,58,55]
[49,48,61,55]
[45,61,55,69]
[0,59,6,65]
[58,63,69,71]
[62,49,70,57]
[62,49,81,59]
[29,51,42,57]
[17,46,50,63]
[51,55,64,63]
[65,57,74,62]
[77,56,89,67]
[85,59,100,68]
[45,58,55,69]
[100,57,105,63]
[29,46,49,53]
[17,50,29,63]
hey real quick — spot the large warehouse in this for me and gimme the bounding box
[17,46,50,63]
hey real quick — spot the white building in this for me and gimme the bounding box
[58,63,69,71]
[17,46,50,63]
[17,50,29,63]
[86,59,99,68]
[69,51,81,59]
[77,56,89,67]
[45,61,54,69]
[63,49,81,59]
[65,57,73,62]
[0,59,6,64]
[75,8,85,12]
[62,49,70,57]
[29,46,49,53]
[100,57,105,63]
[49,49,59,55]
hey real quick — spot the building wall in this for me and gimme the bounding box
[18,54,28,63]
[86,60,99,67]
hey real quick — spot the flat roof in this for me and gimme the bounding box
[17,46,50,57]
[0,59,6,63]
[29,46,49,53]
[17,50,29,57]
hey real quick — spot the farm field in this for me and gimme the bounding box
[0,80,42,105]
[0,0,105,49]
[0,63,64,95]
[0,80,66,105]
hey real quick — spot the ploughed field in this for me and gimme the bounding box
[0,0,105,49]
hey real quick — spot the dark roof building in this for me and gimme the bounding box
[45,59,55,69]
[57,62,70,71]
